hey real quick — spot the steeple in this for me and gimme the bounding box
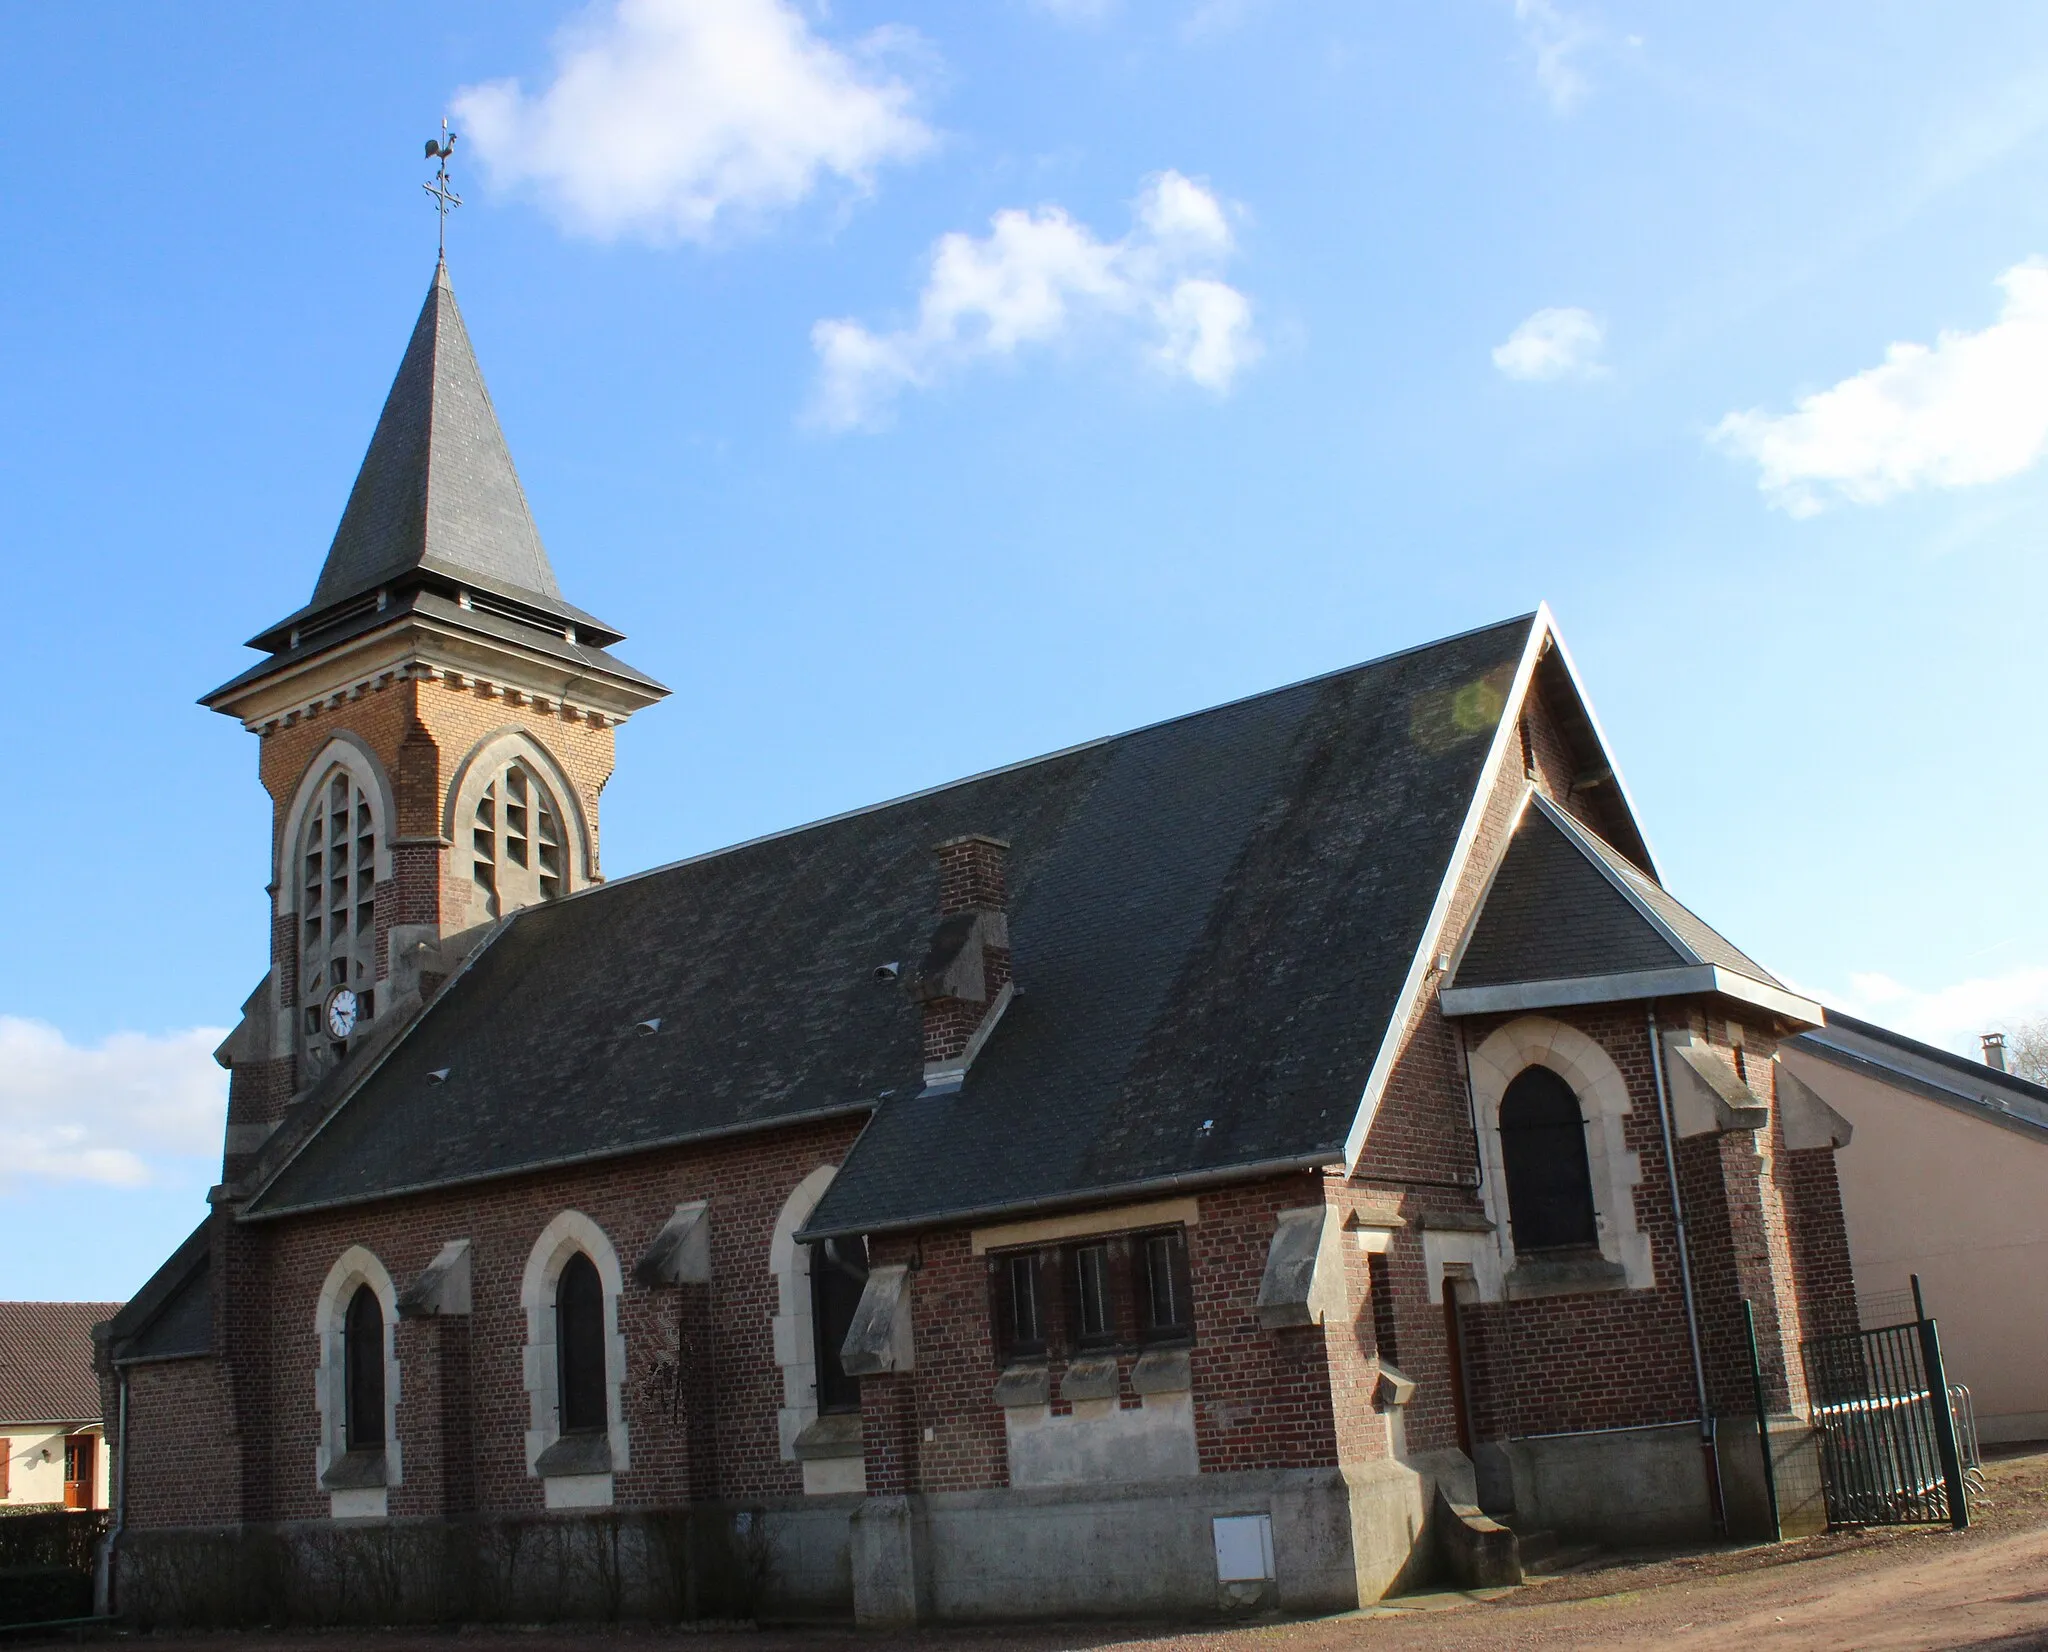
[202,258,666,1153]
[205,261,664,722]
[309,260,563,615]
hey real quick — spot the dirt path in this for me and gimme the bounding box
[113,1449,2048,1652]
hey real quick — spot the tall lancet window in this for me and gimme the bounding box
[343,1284,386,1453]
[472,760,564,916]
[300,766,377,1071]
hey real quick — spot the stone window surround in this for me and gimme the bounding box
[1461,1016,1654,1300]
[277,741,395,1082]
[442,728,596,896]
[521,1210,630,1510]
[273,736,396,921]
[314,1245,402,1520]
[769,1165,866,1496]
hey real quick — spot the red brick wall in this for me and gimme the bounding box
[863,1173,1343,1496]
[1188,1179,1340,1475]
[128,1117,862,1530]
[124,1359,242,1528]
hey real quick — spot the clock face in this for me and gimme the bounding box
[324,986,359,1041]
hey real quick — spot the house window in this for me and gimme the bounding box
[1074,1244,1113,1346]
[998,1251,1046,1361]
[557,1252,607,1434]
[1499,1065,1599,1252]
[809,1235,870,1415]
[1139,1228,1193,1343]
[473,760,565,916]
[298,766,377,1068]
[991,1225,1193,1363]
[343,1284,386,1451]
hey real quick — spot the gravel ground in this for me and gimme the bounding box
[104,1447,2048,1652]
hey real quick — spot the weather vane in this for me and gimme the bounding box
[424,119,461,261]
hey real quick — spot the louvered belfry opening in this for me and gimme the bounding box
[473,759,565,917]
[300,766,377,1069]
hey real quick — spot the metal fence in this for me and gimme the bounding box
[1800,1315,1968,1529]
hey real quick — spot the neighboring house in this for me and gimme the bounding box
[0,1302,121,1509]
[101,256,1858,1627]
[1781,1012,2048,1445]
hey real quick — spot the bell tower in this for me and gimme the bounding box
[205,260,667,1175]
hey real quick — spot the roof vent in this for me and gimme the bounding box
[637,1017,662,1036]
[873,962,900,983]
[426,1068,451,1084]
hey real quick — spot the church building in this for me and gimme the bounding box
[99,258,1858,1626]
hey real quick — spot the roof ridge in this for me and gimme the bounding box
[572,611,1543,908]
[1819,1009,2048,1104]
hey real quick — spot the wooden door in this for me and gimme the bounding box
[62,1434,94,1510]
[1443,1293,1475,1458]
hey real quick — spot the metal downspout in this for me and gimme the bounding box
[94,1368,128,1618]
[1647,1001,1725,1534]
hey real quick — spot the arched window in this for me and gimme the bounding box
[1499,1065,1599,1253]
[810,1235,870,1416]
[556,1252,607,1435]
[298,764,378,1071]
[343,1283,386,1452]
[472,759,564,916]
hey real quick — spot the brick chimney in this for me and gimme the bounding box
[1983,1032,2009,1073]
[910,834,1012,1086]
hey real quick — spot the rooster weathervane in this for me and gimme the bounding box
[424,119,461,260]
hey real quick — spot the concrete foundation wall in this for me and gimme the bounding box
[914,1469,1357,1620]
[112,1459,1474,1628]
[1501,1423,1714,1545]
[112,1502,854,1630]
[1714,1415,1827,1540]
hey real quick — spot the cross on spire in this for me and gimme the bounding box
[424,119,461,262]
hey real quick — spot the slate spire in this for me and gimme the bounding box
[309,260,563,612]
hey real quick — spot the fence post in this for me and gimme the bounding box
[1743,1300,1781,1542]
[1912,1274,1969,1531]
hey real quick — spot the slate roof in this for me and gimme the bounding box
[247,613,1543,1227]
[1453,794,1779,992]
[313,260,561,611]
[102,1223,211,1367]
[206,262,662,707]
[0,1302,122,1425]
[1790,1012,2048,1141]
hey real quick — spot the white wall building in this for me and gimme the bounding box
[1782,1014,2048,1446]
[0,1301,121,1509]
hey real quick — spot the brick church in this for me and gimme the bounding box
[99,258,1859,1626]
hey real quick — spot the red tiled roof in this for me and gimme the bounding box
[0,1302,123,1426]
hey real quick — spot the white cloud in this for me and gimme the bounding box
[1514,0,1596,113]
[453,0,933,243]
[809,171,1259,431]
[0,1018,227,1191]
[1492,306,1605,380]
[1829,965,2048,1062]
[1713,261,2048,517]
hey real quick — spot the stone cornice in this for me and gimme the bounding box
[207,614,664,734]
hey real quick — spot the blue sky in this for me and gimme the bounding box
[4,1,2046,1299]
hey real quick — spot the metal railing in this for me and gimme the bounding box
[1799,1279,1969,1530]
